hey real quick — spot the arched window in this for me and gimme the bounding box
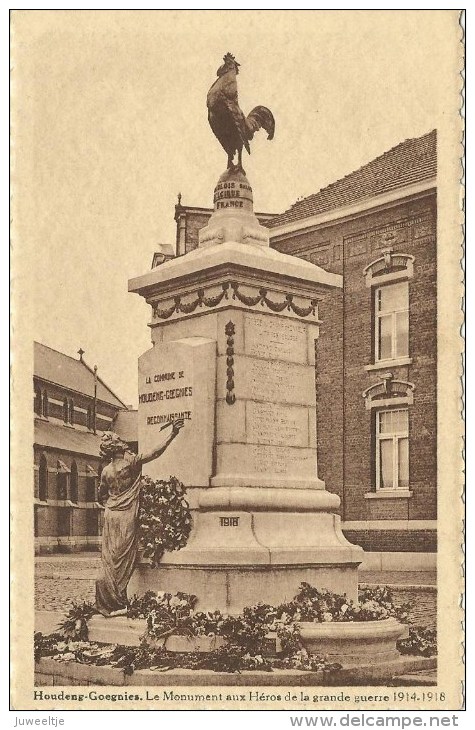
[42,390,49,418]
[38,454,48,501]
[56,461,69,500]
[86,476,96,502]
[85,465,98,501]
[70,461,78,503]
[34,388,42,416]
[69,399,74,425]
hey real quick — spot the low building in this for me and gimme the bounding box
[34,342,137,554]
[171,131,437,565]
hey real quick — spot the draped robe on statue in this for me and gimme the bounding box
[96,453,143,616]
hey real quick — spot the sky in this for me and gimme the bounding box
[13,10,461,405]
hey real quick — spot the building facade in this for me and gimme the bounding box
[34,342,137,554]
[170,131,437,560]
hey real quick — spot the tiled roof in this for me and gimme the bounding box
[112,409,138,443]
[269,130,437,229]
[34,342,127,408]
[35,418,103,457]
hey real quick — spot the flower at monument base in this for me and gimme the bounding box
[54,651,76,662]
[34,580,434,675]
[138,475,192,566]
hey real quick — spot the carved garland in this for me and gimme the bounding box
[153,284,230,319]
[152,282,318,320]
[230,282,318,317]
[225,321,236,405]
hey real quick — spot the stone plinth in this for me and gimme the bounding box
[87,615,407,667]
[128,169,363,612]
[198,168,270,248]
[88,615,226,652]
[298,618,409,666]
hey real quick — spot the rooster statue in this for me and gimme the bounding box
[207,53,275,173]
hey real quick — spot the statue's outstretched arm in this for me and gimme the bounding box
[139,418,185,465]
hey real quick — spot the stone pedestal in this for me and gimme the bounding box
[128,169,363,613]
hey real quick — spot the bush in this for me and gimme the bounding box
[397,626,437,657]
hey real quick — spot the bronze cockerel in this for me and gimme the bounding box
[207,53,275,173]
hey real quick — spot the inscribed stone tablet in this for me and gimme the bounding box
[247,358,315,405]
[244,314,308,363]
[138,337,216,486]
[216,443,317,481]
[246,401,309,447]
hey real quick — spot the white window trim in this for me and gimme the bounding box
[375,409,409,492]
[364,249,415,288]
[374,282,409,364]
[362,374,415,410]
[364,490,413,500]
[365,357,412,371]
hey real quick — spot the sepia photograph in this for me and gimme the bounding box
[10,9,464,712]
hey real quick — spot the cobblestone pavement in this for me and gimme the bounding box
[35,555,436,629]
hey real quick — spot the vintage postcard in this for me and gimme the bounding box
[10,9,464,712]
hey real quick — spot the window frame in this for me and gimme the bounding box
[34,388,42,416]
[70,461,78,503]
[38,454,48,501]
[42,390,49,418]
[375,408,409,491]
[56,463,69,501]
[374,281,409,364]
[85,476,96,502]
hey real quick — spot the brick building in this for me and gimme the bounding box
[170,131,437,563]
[34,342,137,554]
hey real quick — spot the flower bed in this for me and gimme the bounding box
[34,582,435,677]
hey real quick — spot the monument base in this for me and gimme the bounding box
[128,509,362,612]
[128,510,363,614]
[128,563,359,614]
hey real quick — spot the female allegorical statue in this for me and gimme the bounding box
[96,419,184,617]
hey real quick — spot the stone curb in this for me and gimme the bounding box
[35,655,436,687]
[36,573,98,581]
[359,583,437,592]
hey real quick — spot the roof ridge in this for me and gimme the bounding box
[34,341,85,365]
[291,130,436,208]
[270,130,436,228]
[34,341,128,409]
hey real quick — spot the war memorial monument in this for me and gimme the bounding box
[122,52,363,614]
[80,54,423,679]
